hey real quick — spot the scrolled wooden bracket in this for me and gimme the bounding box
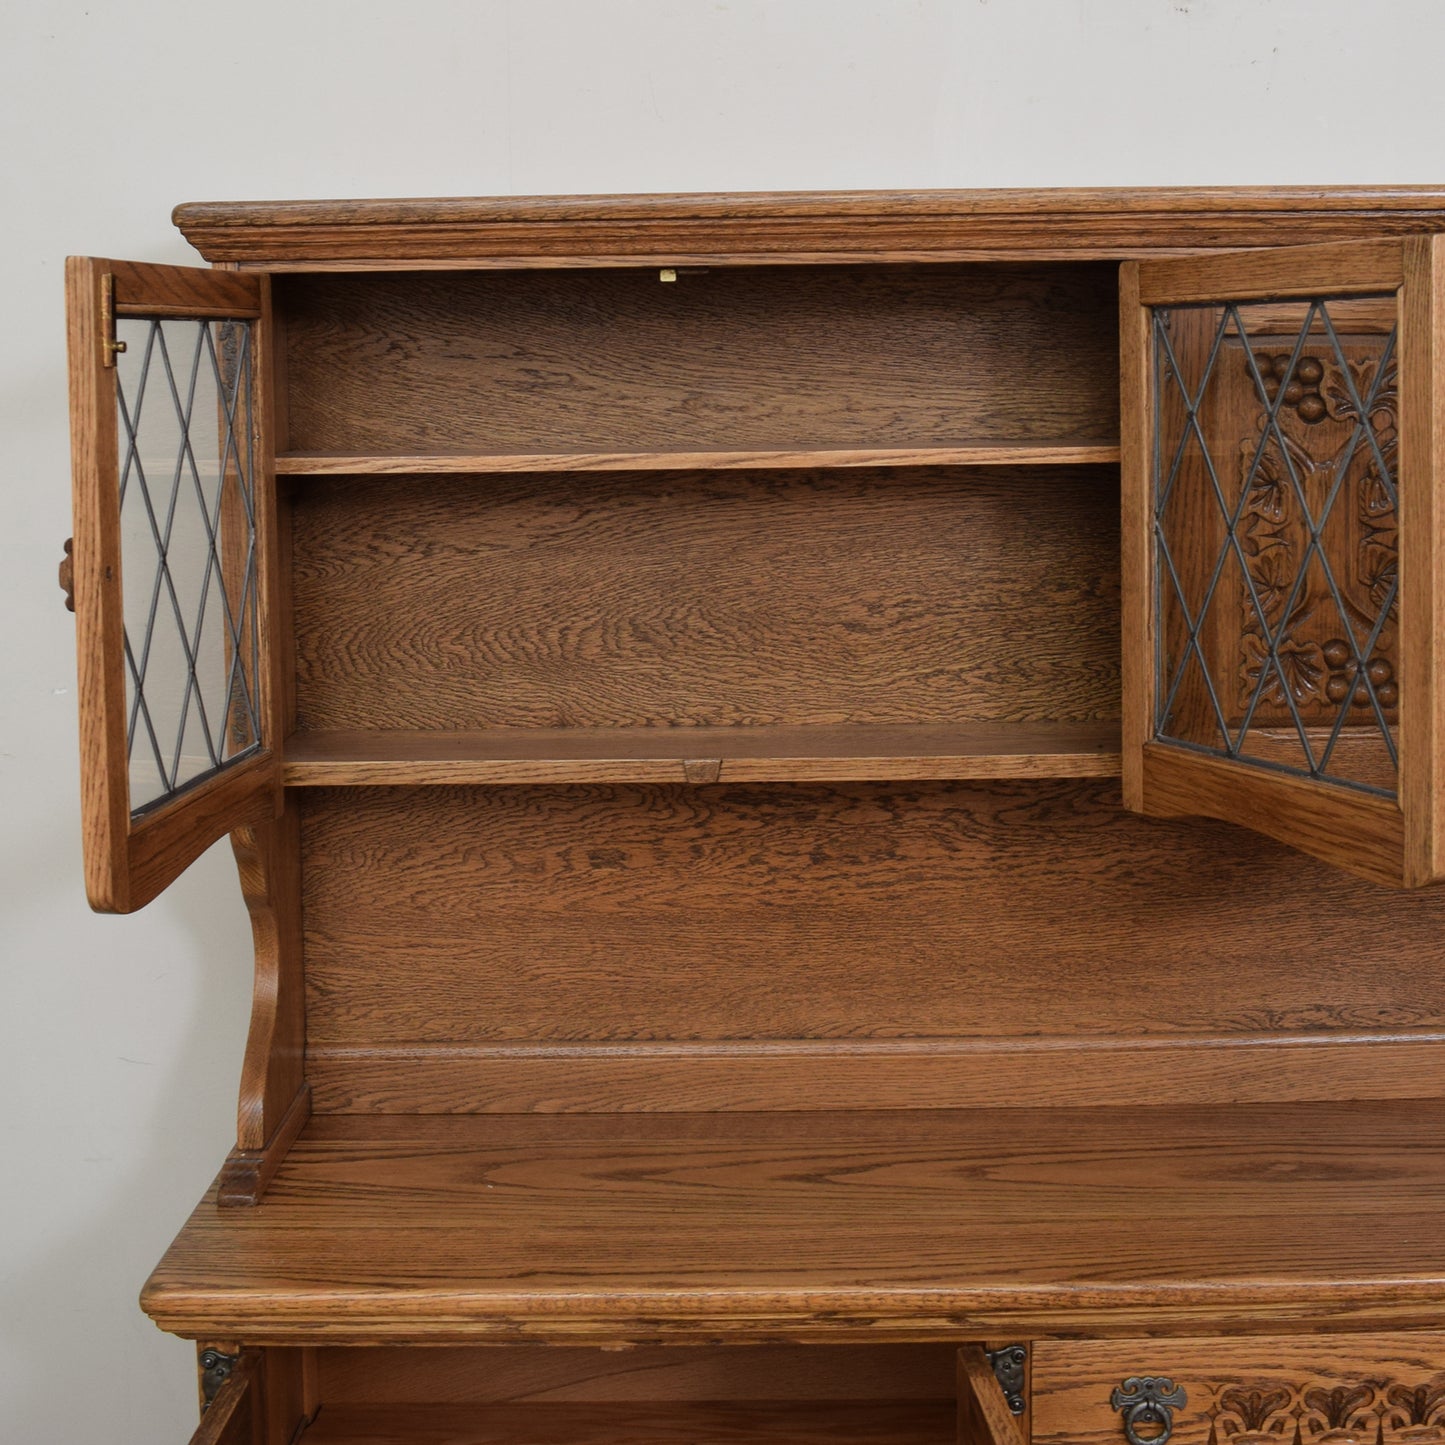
[59,537,75,612]
[217,1082,311,1207]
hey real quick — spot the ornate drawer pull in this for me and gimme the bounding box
[1111,1377,1189,1445]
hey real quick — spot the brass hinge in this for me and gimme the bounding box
[988,1344,1028,1415]
[100,272,127,367]
[199,1349,240,1410]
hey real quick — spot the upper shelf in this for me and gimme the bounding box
[282,721,1123,787]
[276,441,1122,475]
[142,1100,1445,1343]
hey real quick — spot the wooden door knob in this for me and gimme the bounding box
[59,537,75,612]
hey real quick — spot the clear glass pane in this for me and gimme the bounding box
[1153,295,1399,798]
[115,316,261,815]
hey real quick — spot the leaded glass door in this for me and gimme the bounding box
[66,258,278,912]
[1121,237,1445,888]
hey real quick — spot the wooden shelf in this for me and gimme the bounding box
[282,722,1123,786]
[301,1401,953,1444]
[275,441,1121,475]
[143,1101,1445,1343]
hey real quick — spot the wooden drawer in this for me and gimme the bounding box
[1031,1335,1445,1445]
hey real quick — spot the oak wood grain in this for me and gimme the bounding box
[141,1101,1445,1343]
[958,1346,1026,1445]
[1139,744,1406,887]
[1032,1331,1445,1445]
[65,256,129,910]
[281,722,1122,787]
[108,258,261,316]
[231,805,306,1153]
[70,195,1445,1378]
[1400,235,1445,885]
[217,1083,310,1208]
[1118,261,1151,813]
[314,1342,957,1404]
[275,443,1122,474]
[1136,239,1406,306]
[66,257,277,913]
[278,266,1118,454]
[123,751,277,913]
[260,1347,316,1445]
[290,468,1121,732]
[171,187,1445,267]
[298,781,1445,1076]
[305,1036,1445,1115]
[299,1401,954,1444]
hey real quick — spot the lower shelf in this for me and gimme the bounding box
[282,721,1123,786]
[144,1100,1445,1343]
[300,1401,953,1444]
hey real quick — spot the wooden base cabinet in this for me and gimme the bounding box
[62,188,1445,1444]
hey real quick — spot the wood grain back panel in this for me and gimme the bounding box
[315,1343,957,1404]
[300,779,1445,1110]
[300,1402,955,1443]
[278,264,1119,452]
[290,467,1120,731]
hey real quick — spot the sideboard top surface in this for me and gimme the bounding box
[172,185,1445,267]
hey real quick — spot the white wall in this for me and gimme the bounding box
[2,1,1442,1438]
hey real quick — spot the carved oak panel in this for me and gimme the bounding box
[1032,1335,1445,1445]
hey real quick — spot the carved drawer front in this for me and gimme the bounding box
[1031,1335,1445,1445]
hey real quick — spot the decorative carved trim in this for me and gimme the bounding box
[1236,345,1398,724]
[1201,1377,1445,1445]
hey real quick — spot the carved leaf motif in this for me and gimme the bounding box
[1203,1377,1445,1445]
[1230,341,1399,734]
[1216,1387,1298,1436]
[1384,1384,1445,1428]
[1321,355,1397,433]
[1303,1386,1379,1432]
[1244,436,1295,528]
[1243,543,1299,630]
[1241,625,1325,708]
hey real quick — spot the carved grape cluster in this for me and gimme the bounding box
[1322,639,1398,710]
[1258,352,1328,423]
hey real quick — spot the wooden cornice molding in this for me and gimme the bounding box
[173,185,1445,269]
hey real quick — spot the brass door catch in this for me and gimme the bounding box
[100,273,127,366]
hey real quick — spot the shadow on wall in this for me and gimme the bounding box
[0,818,255,1445]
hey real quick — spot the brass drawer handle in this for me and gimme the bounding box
[1111,1377,1188,1445]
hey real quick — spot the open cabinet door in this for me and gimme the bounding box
[1121,237,1445,887]
[67,258,279,912]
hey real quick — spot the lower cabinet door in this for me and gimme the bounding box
[1031,1333,1445,1445]
[189,1350,263,1445]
